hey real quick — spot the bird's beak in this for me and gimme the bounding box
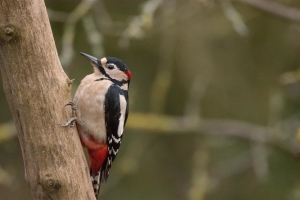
[80,52,100,66]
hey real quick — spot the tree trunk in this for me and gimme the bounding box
[0,1,95,199]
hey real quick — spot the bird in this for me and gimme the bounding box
[61,52,131,198]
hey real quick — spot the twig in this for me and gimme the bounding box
[82,14,105,58]
[118,0,163,48]
[2,111,300,155]
[126,112,300,156]
[220,0,249,36]
[188,144,210,200]
[60,0,97,67]
[185,75,211,200]
[150,0,176,113]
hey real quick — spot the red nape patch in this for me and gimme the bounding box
[88,146,108,174]
[125,71,131,79]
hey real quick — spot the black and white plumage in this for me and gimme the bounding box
[64,52,131,198]
[100,83,129,182]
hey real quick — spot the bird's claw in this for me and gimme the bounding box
[64,102,77,117]
[60,117,78,127]
[61,102,78,127]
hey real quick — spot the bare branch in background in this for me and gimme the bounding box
[250,89,284,181]
[126,112,300,155]
[60,0,97,67]
[92,0,126,36]
[220,0,249,36]
[2,108,298,192]
[92,0,114,29]
[82,14,105,58]
[233,0,300,22]
[188,144,210,200]
[185,74,211,200]
[150,0,176,113]
[183,73,211,126]
[251,141,269,181]
[118,0,163,48]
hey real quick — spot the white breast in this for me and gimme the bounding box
[73,74,112,142]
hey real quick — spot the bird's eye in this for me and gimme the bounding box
[107,64,115,70]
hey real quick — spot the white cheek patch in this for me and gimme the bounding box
[117,94,127,137]
[106,69,127,82]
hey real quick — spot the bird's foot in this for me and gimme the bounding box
[60,102,78,127]
[64,102,77,117]
[60,117,78,127]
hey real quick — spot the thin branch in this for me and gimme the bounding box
[60,0,97,67]
[185,75,211,200]
[188,144,210,200]
[118,0,163,48]
[82,14,105,58]
[126,113,300,155]
[91,1,126,36]
[251,141,269,181]
[220,0,249,36]
[2,111,300,156]
[150,0,176,113]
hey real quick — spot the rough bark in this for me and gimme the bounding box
[0,1,95,199]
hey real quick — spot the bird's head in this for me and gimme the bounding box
[80,52,131,84]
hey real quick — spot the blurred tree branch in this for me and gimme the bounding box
[118,0,163,48]
[220,0,249,36]
[127,113,300,155]
[150,0,176,113]
[82,14,105,58]
[185,72,211,199]
[2,112,300,157]
[60,0,97,67]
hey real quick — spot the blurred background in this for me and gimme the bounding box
[1,0,300,199]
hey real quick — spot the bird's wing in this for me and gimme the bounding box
[100,84,127,182]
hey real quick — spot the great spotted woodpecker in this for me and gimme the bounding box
[62,52,131,198]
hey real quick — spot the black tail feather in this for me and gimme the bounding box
[90,169,101,199]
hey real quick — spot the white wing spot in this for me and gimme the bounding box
[117,94,127,137]
[112,134,121,143]
[112,148,119,155]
